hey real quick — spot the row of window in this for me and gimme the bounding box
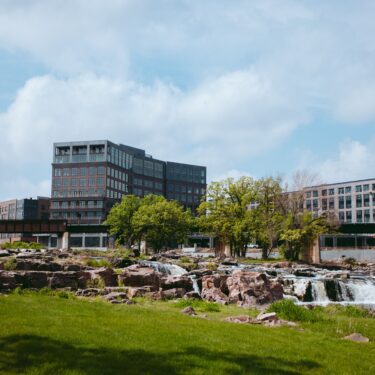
[54,166,105,177]
[167,193,200,203]
[338,209,375,223]
[133,178,163,190]
[306,194,374,210]
[133,158,164,178]
[107,167,128,182]
[53,177,105,187]
[133,188,163,197]
[51,211,103,219]
[51,201,104,209]
[306,183,375,198]
[167,184,205,195]
[52,189,105,198]
[107,179,129,193]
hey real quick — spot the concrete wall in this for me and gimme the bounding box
[320,248,375,262]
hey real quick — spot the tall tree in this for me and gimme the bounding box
[104,195,142,248]
[132,197,194,252]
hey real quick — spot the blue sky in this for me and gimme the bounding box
[0,0,375,200]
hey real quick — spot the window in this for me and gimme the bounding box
[344,186,351,194]
[356,210,363,223]
[80,178,86,187]
[339,196,344,209]
[346,211,352,223]
[364,194,370,207]
[339,212,345,222]
[155,182,163,190]
[346,196,352,209]
[356,195,362,208]
[89,167,96,175]
[329,198,335,209]
[306,200,312,210]
[364,209,370,223]
[364,184,370,192]
[356,185,362,193]
[329,189,335,195]
[62,179,69,187]
[71,178,77,187]
[322,189,327,196]
[63,168,70,177]
[144,180,153,188]
[72,168,78,176]
[98,166,105,175]
[305,191,311,198]
[54,168,61,177]
[338,187,344,194]
[313,199,318,209]
[80,167,86,176]
[322,198,327,211]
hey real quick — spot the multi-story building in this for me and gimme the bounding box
[50,140,206,225]
[304,178,375,224]
[0,197,50,242]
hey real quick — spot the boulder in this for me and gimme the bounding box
[48,272,80,289]
[0,250,10,257]
[118,265,161,290]
[343,333,369,343]
[161,275,193,292]
[181,306,196,316]
[15,271,48,289]
[226,271,283,306]
[256,312,278,322]
[14,260,62,272]
[224,315,254,324]
[201,287,228,305]
[76,288,101,297]
[162,288,186,299]
[87,268,118,287]
[0,271,18,290]
[184,291,201,299]
[127,286,154,299]
[65,264,82,272]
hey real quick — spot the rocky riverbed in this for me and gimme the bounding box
[1,248,374,308]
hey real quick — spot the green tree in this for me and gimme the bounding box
[198,177,257,257]
[104,195,142,248]
[280,211,330,261]
[253,177,284,259]
[132,196,194,252]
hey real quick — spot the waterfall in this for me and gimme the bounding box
[139,260,201,295]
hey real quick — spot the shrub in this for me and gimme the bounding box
[325,304,371,318]
[1,241,43,250]
[174,299,221,313]
[206,262,218,271]
[343,257,357,266]
[4,257,17,271]
[86,278,106,289]
[86,259,111,268]
[267,299,323,322]
[179,257,191,264]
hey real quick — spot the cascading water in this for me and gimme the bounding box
[139,260,201,294]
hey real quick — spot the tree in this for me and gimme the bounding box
[280,211,330,261]
[198,177,257,257]
[252,177,284,259]
[132,196,194,252]
[104,195,142,248]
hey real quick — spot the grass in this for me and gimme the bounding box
[0,294,374,375]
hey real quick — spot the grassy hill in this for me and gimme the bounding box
[0,293,374,374]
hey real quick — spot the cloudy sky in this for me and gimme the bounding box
[0,0,374,200]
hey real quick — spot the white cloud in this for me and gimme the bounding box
[310,139,375,183]
[0,69,304,199]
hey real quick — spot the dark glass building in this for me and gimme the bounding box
[50,140,206,224]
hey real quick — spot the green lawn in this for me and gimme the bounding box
[0,294,374,375]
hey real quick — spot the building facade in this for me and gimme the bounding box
[304,178,375,224]
[50,140,206,225]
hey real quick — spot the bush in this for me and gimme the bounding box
[0,241,43,250]
[86,259,111,268]
[174,299,221,312]
[267,299,323,322]
[86,278,106,289]
[343,257,357,266]
[4,257,17,270]
[206,262,218,271]
[325,304,371,318]
[179,257,192,264]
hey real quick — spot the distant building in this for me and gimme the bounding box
[303,178,375,224]
[50,140,206,225]
[0,197,50,242]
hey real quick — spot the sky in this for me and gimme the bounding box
[0,0,375,200]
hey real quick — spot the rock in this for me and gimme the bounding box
[226,271,283,307]
[0,250,10,257]
[201,274,229,293]
[294,269,316,278]
[87,268,117,287]
[0,271,18,290]
[15,271,48,289]
[221,258,238,266]
[343,333,370,343]
[181,306,196,316]
[127,286,154,299]
[161,275,193,292]
[162,288,186,299]
[184,291,201,299]
[118,265,161,290]
[75,288,101,297]
[225,315,254,324]
[103,292,128,301]
[186,269,213,277]
[256,312,278,322]
[15,260,62,272]
[48,272,79,289]
[65,264,82,272]
[201,287,228,305]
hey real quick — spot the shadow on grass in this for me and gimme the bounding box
[0,334,321,374]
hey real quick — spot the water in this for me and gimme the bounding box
[139,260,201,294]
